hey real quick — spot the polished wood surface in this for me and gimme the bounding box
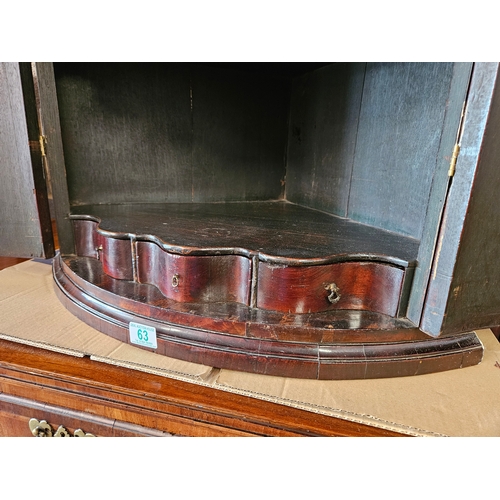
[53,254,483,380]
[137,241,252,305]
[257,260,404,315]
[0,338,405,437]
[71,207,412,316]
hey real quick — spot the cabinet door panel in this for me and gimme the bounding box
[0,62,53,258]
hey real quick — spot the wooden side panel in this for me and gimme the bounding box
[348,62,456,239]
[0,62,53,258]
[53,63,289,206]
[420,63,500,336]
[286,63,365,216]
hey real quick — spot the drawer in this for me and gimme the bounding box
[0,393,170,437]
[136,241,252,305]
[257,261,405,316]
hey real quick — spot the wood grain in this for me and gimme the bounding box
[257,260,404,316]
[347,62,456,239]
[32,63,75,256]
[0,338,406,436]
[53,63,289,206]
[0,63,52,258]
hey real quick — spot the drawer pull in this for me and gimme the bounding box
[29,418,95,437]
[325,283,341,304]
[172,274,180,287]
[29,418,53,437]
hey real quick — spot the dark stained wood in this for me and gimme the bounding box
[101,235,133,280]
[18,63,55,257]
[406,63,473,324]
[32,62,75,256]
[70,201,419,266]
[53,63,289,206]
[0,339,406,436]
[5,61,500,384]
[0,63,53,258]
[420,63,500,335]
[348,63,457,239]
[490,327,500,341]
[53,254,483,380]
[286,62,366,216]
[430,63,500,334]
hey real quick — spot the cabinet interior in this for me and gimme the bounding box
[52,62,457,265]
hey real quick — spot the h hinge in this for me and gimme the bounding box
[448,143,460,177]
[39,135,47,157]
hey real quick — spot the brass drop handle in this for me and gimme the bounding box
[325,283,341,304]
[29,418,53,437]
[29,418,95,437]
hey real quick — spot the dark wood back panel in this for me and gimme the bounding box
[53,63,290,206]
[285,63,365,216]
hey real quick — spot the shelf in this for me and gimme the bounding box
[70,201,419,266]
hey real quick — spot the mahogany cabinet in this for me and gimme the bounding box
[2,62,500,380]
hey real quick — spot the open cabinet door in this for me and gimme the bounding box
[420,62,500,336]
[0,62,54,258]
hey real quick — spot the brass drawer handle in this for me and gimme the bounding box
[29,418,95,437]
[325,283,341,304]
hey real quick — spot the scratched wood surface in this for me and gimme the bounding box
[70,201,419,265]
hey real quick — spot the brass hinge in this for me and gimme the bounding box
[448,143,460,177]
[39,135,47,157]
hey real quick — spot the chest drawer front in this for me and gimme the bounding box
[257,261,404,316]
[136,241,252,305]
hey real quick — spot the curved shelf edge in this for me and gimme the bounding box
[52,254,483,380]
[69,213,414,268]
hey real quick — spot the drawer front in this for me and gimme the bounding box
[0,394,170,437]
[73,219,133,280]
[136,241,252,305]
[257,261,404,316]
